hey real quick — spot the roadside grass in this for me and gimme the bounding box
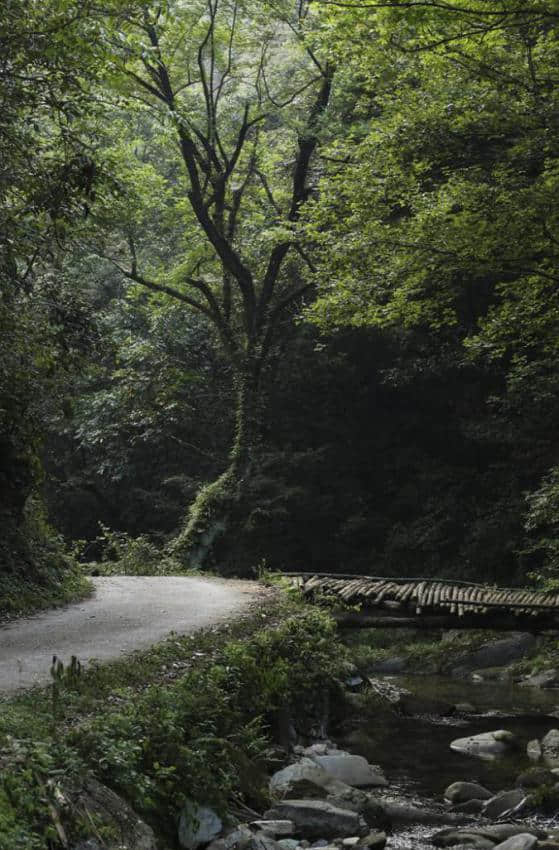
[0,591,351,850]
[0,567,92,623]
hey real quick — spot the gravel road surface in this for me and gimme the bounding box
[0,576,262,694]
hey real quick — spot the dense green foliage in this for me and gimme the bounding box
[3,0,559,587]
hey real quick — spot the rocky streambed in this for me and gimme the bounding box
[73,630,559,850]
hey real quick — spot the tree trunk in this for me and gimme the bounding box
[169,360,261,572]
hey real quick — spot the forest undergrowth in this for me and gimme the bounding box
[0,593,351,849]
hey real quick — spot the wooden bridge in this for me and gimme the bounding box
[284,573,559,631]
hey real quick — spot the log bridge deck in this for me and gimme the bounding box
[284,573,559,631]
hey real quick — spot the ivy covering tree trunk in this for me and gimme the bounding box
[93,0,333,568]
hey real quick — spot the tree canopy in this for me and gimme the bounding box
[2,0,559,587]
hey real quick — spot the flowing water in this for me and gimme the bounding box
[339,675,559,849]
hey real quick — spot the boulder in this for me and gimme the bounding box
[542,729,559,767]
[178,802,222,850]
[264,800,367,840]
[482,789,528,819]
[277,842,299,850]
[310,754,387,788]
[492,836,538,850]
[527,739,543,761]
[450,730,517,760]
[444,782,492,804]
[516,767,556,789]
[450,634,536,676]
[270,758,349,800]
[73,778,157,850]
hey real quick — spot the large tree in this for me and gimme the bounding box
[91,0,334,568]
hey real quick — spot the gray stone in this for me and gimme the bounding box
[264,800,367,840]
[450,634,536,676]
[450,730,517,760]
[270,759,350,800]
[277,841,299,850]
[520,670,559,689]
[178,802,222,850]
[444,782,492,803]
[492,836,538,850]
[342,839,360,847]
[75,778,157,850]
[358,832,386,850]
[542,729,559,767]
[310,754,387,788]
[527,739,543,761]
[482,789,528,819]
[252,822,295,838]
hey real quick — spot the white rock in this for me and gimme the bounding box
[178,802,222,850]
[542,729,559,766]
[449,730,517,760]
[270,758,350,799]
[527,739,542,761]
[310,754,387,788]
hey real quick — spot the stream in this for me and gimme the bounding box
[340,675,559,849]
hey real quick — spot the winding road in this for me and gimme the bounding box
[0,576,263,694]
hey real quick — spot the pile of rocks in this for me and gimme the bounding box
[179,744,389,850]
[526,729,559,767]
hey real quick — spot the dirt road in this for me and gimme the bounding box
[0,576,262,694]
